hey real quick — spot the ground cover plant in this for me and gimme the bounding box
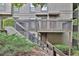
[55,44,70,55]
[0,32,36,56]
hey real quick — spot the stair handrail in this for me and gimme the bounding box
[15,20,27,31]
[46,41,66,56]
[14,20,66,56]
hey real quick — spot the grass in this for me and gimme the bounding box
[0,32,36,56]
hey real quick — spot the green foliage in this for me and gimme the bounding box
[74,6,79,11]
[73,32,79,39]
[55,44,69,52]
[32,3,38,7]
[73,19,79,25]
[2,17,15,29]
[13,3,46,8]
[71,46,79,56]
[38,3,46,8]
[72,19,79,40]
[0,32,36,56]
[32,3,46,8]
[72,50,79,56]
[13,3,24,9]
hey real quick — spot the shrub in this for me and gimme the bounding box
[72,50,79,56]
[0,32,36,56]
[2,17,15,29]
[55,44,69,51]
[55,44,70,55]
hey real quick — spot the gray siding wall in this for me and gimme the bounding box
[13,3,73,33]
[48,3,73,20]
[63,32,72,46]
[0,3,11,14]
[13,3,73,20]
[0,3,11,30]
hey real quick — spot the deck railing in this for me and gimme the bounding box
[13,19,69,56]
[16,19,72,32]
[39,41,67,56]
[37,20,72,32]
[46,41,67,56]
[14,20,28,38]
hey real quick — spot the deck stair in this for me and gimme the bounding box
[5,20,67,56]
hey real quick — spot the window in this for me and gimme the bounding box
[41,4,48,12]
[30,4,35,12]
[36,14,47,19]
[0,3,5,11]
[49,13,60,19]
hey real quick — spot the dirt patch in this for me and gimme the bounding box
[15,47,48,56]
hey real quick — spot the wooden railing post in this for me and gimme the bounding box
[53,47,56,56]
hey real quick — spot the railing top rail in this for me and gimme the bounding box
[16,19,72,22]
[14,20,27,32]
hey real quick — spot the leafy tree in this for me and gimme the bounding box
[2,17,15,29]
[32,3,46,8]
[13,3,24,12]
[13,3,46,11]
[13,3,24,9]
[73,19,79,25]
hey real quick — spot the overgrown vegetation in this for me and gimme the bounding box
[72,19,79,39]
[13,3,46,8]
[13,3,24,9]
[2,17,15,29]
[32,3,46,8]
[0,32,36,56]
[55,44,70,55]
[72,49,79,56]
[72,19,79,56]
[73,32,79,39]
[73,19,79,25]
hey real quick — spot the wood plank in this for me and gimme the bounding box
[46,41,67,56]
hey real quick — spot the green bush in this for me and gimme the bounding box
[2,17,15,29]
[0,32,36,56]
[55,44,69,52]
[73,19,79,25]
[73,32,79,40]
[72,50,79,56]
[55,44,70,55]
